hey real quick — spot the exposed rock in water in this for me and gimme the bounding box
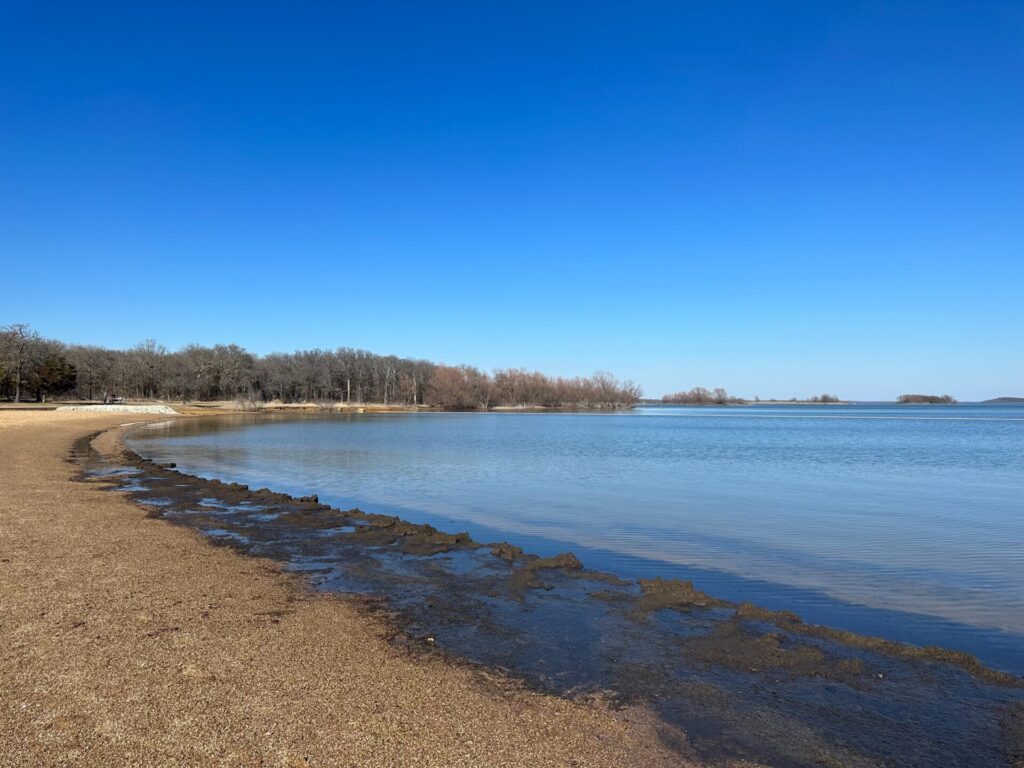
[683,619,866,682]
[734,603,1024,688]
[352,519,479,556]
[489,542,524,561]
[506,552,585,592]
[635,577,723,615]
[523,552,584,571]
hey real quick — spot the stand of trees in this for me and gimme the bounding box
[429,367,641,410]
[661,387,744,405]
[897,394,957,404]
[0,324,641,409]
[808,393,841,403]
[0,324,78,402]
[661,389,843,405]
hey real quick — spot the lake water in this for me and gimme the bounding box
[127,403,1024,675]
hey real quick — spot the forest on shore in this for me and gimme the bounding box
[0,324,641,409]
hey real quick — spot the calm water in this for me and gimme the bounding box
[128,403,1024,673]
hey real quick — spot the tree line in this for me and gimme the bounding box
[661,387,745,405]
[0,324,77,403]
[0,324,641,409]
[896,394,957,404]
[661,387,842,405]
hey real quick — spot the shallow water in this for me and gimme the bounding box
[78,428,1024,768]
[126,404,1024,674]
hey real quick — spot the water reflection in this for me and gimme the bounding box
[127,404,1024,671]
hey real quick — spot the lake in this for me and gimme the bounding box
[126,403,1024,675]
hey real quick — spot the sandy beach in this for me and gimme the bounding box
[0,410,694,767]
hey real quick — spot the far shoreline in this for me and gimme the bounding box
[7,398,1018,415]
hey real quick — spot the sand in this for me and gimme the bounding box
[0,411,697,767]
[54,405,179,414]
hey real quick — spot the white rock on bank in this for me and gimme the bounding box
[55,404,179,414]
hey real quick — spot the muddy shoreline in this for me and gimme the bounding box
[6,410,694,767]
[74,417,1024,768]
[106,420,1022,689]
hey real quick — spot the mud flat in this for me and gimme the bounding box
[0,411,688,767]
[93,416,1024,768]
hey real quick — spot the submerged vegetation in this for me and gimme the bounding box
[0,323,640,409]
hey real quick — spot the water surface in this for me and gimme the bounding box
[127,403,1024,674]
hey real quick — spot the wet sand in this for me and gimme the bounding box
[0,411,695,767]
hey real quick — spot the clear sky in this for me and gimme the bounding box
[2,2,1021,400]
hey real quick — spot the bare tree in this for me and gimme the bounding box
[662,386,741,405]
[0,323,42,403]
[2,325,642,410]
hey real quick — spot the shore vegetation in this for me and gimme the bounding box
[0,323,640,409]
[661,387,744,405]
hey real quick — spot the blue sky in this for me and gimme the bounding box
[2,2,1021,400]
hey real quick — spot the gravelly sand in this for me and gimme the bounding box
[0,411,700,767]
[54,404,179,414]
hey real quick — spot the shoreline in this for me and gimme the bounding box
[6,409,1024,766]
[114,416,1023,690]
[0,410,689,767]
[102,414,1024,766]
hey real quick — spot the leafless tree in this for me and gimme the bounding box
[4,323,643,409]
[662,386,742,405]
[0,323,42,402]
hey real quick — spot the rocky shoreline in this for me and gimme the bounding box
[80,415,1024,768]
[1,410,686,767]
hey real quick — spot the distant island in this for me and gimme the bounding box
[982,396,1024,404]
[896,394,957,404]
[660,387,844,405]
